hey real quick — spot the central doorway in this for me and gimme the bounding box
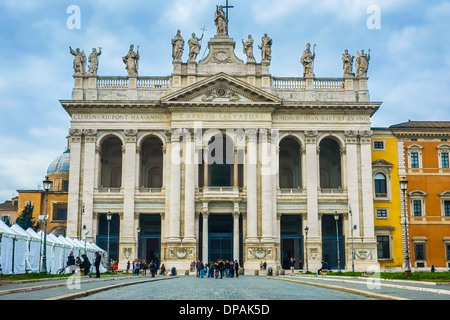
[138,214,161,265]
[209,214,233,262]
[281,215,304,270]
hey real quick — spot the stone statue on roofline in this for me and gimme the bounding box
[69,47,86,76]
[259,34,272,62]
[215,5,228,35]
[123,44,140,76]
[88,47,102,76]
[242,35,255,63]
[301,43,315,78]
[188,33,203,62]
[172,30,185,62]
[355,49,370,78]
[342,49,354,77]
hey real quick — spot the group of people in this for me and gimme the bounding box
[67,251,102,278]
[193,259,240,279]
[126,259,162,277]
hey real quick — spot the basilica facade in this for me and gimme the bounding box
[62,7,381,273]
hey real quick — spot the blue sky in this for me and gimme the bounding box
[0,0,449,201]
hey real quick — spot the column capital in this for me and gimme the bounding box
[69,129,83,143]
[359,130,373,144]
[124,129,138,143]
[304,130,318,144]
[344,130,359,144]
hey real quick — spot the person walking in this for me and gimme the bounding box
[289,257,296,276]
[94,252,101,278]
[234,260,239,278]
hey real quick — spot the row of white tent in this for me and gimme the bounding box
[0,220,106,275]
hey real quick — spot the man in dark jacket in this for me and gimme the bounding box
[81,254,91,276]
[94,252,101,278]
[234,260,239,278]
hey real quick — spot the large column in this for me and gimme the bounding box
[304,130,321,270]
[168,131,181,242]
[245,129,258,241]
[360,131,376,239]
[81,129,97,242]
[202,209,209,263]
[233,210,240,261]
[305,131,319,237]
[184,130,196,242]
[122,130,138,257]
[234,147,239,188]
[345,131,361,236]
[260,129,273,241]
[203,146,209,188]
[67,129,83,238]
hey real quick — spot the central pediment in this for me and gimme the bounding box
[161,73,282,107]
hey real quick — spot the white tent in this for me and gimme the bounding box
[11,224,41,273]
[25,228,43,273]
[48,233,68,273]
[37,230,57,273]
[0,220,15,275]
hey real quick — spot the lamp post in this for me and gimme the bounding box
[349,205,355,272]
[137,227,141,260]
[41,177,53,273]
[304,226,309,273]
[107,212,112,272]
[334,212,341,273]
[400,178,412,275]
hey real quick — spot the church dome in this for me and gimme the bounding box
[47,149,70,175]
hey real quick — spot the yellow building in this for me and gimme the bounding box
[372,128,403,270]
[16,150,69,235]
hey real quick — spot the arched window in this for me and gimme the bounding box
[100,137,123,188]
[279,138,301,188]
[374,173,387,197]
[319,138,342,189]
[140,137,164,188]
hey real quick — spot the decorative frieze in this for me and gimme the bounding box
[168,247,195,260]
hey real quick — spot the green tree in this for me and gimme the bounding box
[15,203,38,231]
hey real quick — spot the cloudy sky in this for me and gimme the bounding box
[0,0,449,201]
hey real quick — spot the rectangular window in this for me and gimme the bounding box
[413,200,422,217]
[377,235,390,259]
[446,244,450,261]
[445,201,450,217]
[410,153,419,168]
[373,141,384,150]
[1,215,11,225]
[376,209,387,218]
[414,243,426,260]
[52,203,68,221]
[442,153,449,168]
[63,180,69,192]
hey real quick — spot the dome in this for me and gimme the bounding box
[47,149,70,175]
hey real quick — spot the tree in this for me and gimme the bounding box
[16,203,38,231]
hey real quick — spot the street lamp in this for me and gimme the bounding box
[349,205,355,272]
[304,226,309,273]
[41,177,53,273]
[137,226,141,260]
[334,212,341,273]
[400,178,412,275]
[107,212,112,272]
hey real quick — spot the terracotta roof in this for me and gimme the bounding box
[390,121,450,129]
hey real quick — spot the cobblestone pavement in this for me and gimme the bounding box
[76,275,376,301]
[1,273,449,302]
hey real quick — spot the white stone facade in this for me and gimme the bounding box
[62,31,381,273]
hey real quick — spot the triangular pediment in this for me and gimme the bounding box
[161,73,282,106]
[372,159,394,167]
